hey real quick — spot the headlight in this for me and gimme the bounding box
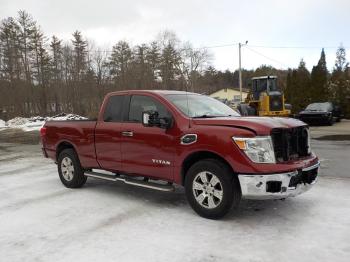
[232,136,276,163]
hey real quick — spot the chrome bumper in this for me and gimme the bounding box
[238,161,320,200]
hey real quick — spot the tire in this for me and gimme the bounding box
[327,116,334,126]
[185,159,241,219]
[57,148,87,188]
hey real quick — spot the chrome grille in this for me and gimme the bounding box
[271,127,310,162]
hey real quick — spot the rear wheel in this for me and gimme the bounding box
[185,159,241,219]
[58,149,87,188]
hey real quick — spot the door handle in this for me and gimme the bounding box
[121,131,134,137]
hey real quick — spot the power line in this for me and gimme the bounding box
[194,43,238,49]
[244,46,289,68]
[89,42,240,53]
[88,43,348,54]
[247,45,349,49]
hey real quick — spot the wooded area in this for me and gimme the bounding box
[0,11,349,119]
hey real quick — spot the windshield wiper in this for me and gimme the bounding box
[192,114,220,118]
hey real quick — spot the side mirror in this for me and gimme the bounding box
[142,111,172,129]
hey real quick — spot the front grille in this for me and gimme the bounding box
[271,127,310,162]
[269,95,283,111]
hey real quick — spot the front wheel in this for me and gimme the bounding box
[185,159,241,219]
[327,116,334,126]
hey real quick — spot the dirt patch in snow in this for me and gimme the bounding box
[0,129,40,144]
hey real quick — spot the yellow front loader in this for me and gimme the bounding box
[245,76,290,117]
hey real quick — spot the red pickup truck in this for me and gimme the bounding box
[41,90,319,219]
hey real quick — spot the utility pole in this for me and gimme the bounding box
[238,41,248,102]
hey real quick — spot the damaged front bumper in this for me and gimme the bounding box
[238,161,320,200]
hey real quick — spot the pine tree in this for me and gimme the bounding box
[0,17,21,82]
[285,60,311,113]
[145,41,160,83]
[134,44,151,89]
[50,36,63,113]
[331,45,350,117]
[296,60,311,110]
[17,10,36,83]
[334,44,348,72]
[310,49,328,102]
[159,43,180,90]
[109,40,132,88]
[71,31,87,81]
[71,31,87,113]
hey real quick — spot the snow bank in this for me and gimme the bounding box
[7,117,28,127]
[2,113,88,132]
[6,116,44,131]
[47,113,87,121]
[0,119,6,128]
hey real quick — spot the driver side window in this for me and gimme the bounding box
[128,95,170,123]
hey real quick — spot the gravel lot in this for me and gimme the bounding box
[0,123,350,262]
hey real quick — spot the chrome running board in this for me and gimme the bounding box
[84,171,174,192]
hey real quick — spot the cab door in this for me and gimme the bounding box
[120,95,176,181]
[95,95,126,171]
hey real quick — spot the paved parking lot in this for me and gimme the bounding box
[0,123,349,262]
[310,119,350,139]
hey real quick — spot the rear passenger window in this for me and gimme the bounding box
[103,95,124,122]
[128,95,170,123]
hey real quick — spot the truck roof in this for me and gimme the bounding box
[107,90,199,97]
[251,76,277,80]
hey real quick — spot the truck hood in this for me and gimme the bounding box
[192,117,307,135]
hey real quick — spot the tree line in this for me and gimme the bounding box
[0,11,214,119]
[285,47,350,116]
[0,10,349,120]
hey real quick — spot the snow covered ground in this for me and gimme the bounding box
[0,140,349,262]
[0,114,87,132]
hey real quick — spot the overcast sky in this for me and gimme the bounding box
[1,0,349,71]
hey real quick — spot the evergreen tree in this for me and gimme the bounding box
[331,45,350,117]
[50,35,63,113]
[109,40,133,88]
[71,31,87,81]
[334,44,348,72]
[17,10,36,83]
[0,17,21,82]
[134,44,152,89]
[295,60,311,110]
[285,60,311,113]
[159,43,180,90]
[71,31,87,113]
[310,49,328,102]
[145,41,160,83]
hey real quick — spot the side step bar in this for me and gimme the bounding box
[84,171,175,192]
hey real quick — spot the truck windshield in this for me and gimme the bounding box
[166,94,240,118]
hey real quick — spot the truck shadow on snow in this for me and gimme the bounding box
[83,178,315,222]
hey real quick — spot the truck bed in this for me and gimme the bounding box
[43,120,99,168]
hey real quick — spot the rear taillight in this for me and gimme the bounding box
[40,127,47,137]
